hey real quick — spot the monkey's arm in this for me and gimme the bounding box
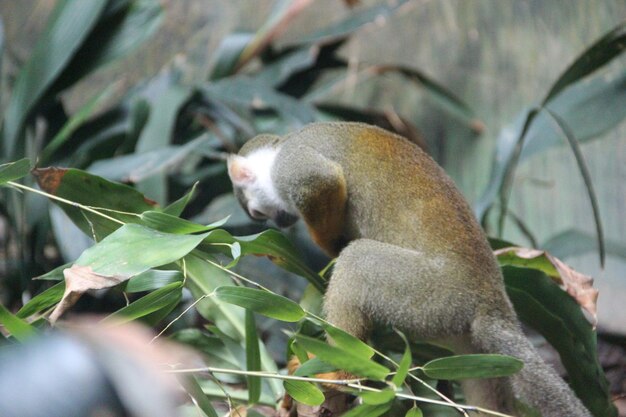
[276,145,348,257]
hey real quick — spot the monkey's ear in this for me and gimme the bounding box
[227,155,255,185]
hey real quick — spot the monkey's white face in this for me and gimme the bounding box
[227,148,299,228]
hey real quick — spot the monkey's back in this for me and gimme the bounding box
[283,122,501,282]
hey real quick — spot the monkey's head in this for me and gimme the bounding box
[227,135,299,228]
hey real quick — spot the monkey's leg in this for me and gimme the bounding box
[324,239,514,414]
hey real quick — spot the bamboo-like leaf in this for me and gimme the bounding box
[295,334,389,381]
[180,375,219,417]
[422,354,523,380]
[504,266,616,417]
[124,269,183,293]
[317,320,374,359]
[102,282,183,324]
[391,332,411,387]
[283,380,325,406]
[210,33,254,79]
[163,183,199,216]
[245,310,261,404]
[405,406,423,417]
[360,389,395,405]
[341,403,392,417]
[293,357,337,377]
[139,211,222,234]
[0,304,37,342]
[0,159,31,185]
[214,286,305,322]
[17,281,65,318]
[544,22,626,103]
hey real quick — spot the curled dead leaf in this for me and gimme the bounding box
[494,247,599,327]
[50,265,125,324]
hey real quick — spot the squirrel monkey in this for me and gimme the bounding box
[227,122,591,416]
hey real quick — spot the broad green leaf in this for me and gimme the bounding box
[17,282,65,318]
[34,167,157,240]
[184,254,282,397]
[405,406,423,417]
[202,229,325,292]
[341,403,392,417]
[3,0,107,158]
[214,286,305,322]
[544,22,626,102]
[0,159,30,185]
[102,282,182,324]
[124,269,183,293]
[504,266,616,417]
[171,329,241,371]
[0,304,37,342]
[283,380,325,406]
[360,389,395,405]
[40,84,117,163]
[293,357,337,377]
[295,334,389,381]
[180,375,219,417]
[391,332,412,387]
[317,320,374,359]
[290,340,310,365]
[422,354,523,380]
[245,310,261,404]
[75,224,209,277]
[139,211,220,234]
[164,183,198,216]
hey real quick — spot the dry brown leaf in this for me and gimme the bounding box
[49,265,125,323]
[494,247,599,326]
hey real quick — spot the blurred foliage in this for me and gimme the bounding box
[1,1,625,417]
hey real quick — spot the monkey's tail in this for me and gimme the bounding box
[471,314,592,417]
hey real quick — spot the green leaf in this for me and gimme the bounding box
[139,211,221,234]
[124,269,183,293]
[360,389,395,405]
[341,403,392,417]
[245,310,261,404]
[422,354,523,380]
[295,334,389,381]
[180,375,219,417]
[256,46,319,88]
[544,22,626,102]
[3,0,108,158]
[214,286,305,322]
[202,229,325,292]
[17,282,65,318]
[102,281,182,324]
[504,266,616,417]
[405,406,423,417]
[317,320,374,359]
[0,159,31,186]
[293,357,337,377]
[34,167,157,240]
[164,183,198,216]
[75,224,209,277]
[283,380,325,406]
[0,304,37,342]
[391,332,411,387]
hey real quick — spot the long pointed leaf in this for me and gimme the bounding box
[245,310,261,404]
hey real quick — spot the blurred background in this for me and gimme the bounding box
[1,1,625,415]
